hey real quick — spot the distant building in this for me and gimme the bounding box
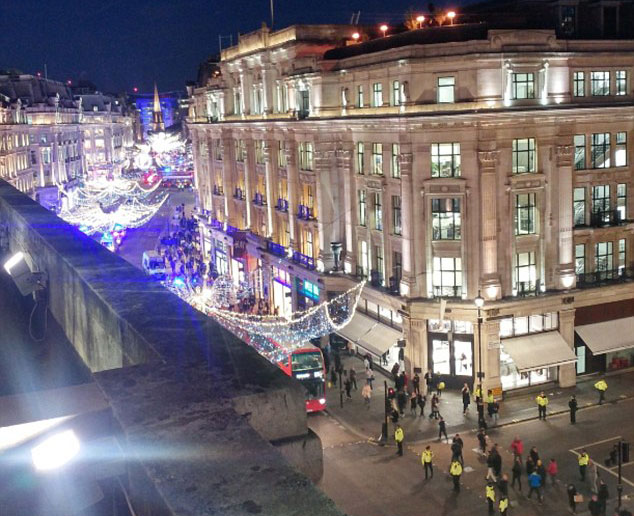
[131,87,184,139]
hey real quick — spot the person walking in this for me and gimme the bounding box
[361,383,372,408]
[589,494,602,516]
[499,496,509,516]
[450,460,463,492]
[528,470,543,503]
[438,417,449,443]
[344,375,352,399]
[436,378,445,397]
[511,456,522,492]
[567,483,579,514]
[461,383,471,415]
[452,434,464,465]
[529,446,540,465]
[498,473,509,497]
[569,395,578,424]
[536,459,546,488]
[547,458,558,486]
[578,449,590,481]
[595,378,608,405]
[486,481,496,515]
[410,392,418,416]
[492,445,503,479]
[486,448,498,482]
[421,445,434,480]
[486,390,495,419]
[510,436,524,460]
[536,392,549,420]
[525,457,535,477]
[366,368,375,389]
[349,367,357,390]
[412,373,420,395]
[424,369,434,394]
[598,479,609,516]
[429,394,440,420]
[394,424,404,456]
[417,393,426,416]
[478,428,488,455]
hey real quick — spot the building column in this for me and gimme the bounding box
[478,150,502,300]
[244,136,256,231]
[556,144,576,289]
[263,140,277,238]
[404,316,427,379]
[337,143,354,274]
[558,308,576,388]
[315,145,338,271]
[480,317,502,394]
[399,149,416,297]
[285,143,298,250]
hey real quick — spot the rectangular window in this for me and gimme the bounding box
[359,240,369,277]
[574,187,586,226]
[617,183,627,221]
[616,132,627,167]
[432,257,462,297]
[512,138,536,173]
[595,241,613,273]
[437,76,455,103]
[372,82,383,107]
[236,139,246,162]
[512,72,535,99]
[431,198,461,240]
[573,71,585,97]
[304,230,314,257]
[515,193,537,235]
[373,245,384,283]
[215,140,224,161]
[592,185,611,224]
[591,71,610,96]
[431,143,461,177]
[392,251,402,283]
[514,252,537,293]
[356,142,365,174]
[391,143,401,178]
[392,195,402,235]
[371,143,383,175]
[591,133,611,169]
[357,85,364,108]
[575,244,585,275]
[619,238,627,272]
[373,192,383,231]
[255,140,264,164]
[574,134,586,170]
[392,80,401,106]
[616,70,627,96]
[299,142,314,170]
[358,189,367,226]
[234,90,242,115]
[278,141,287,167]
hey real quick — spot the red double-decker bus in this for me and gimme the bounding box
[277,345,327,413]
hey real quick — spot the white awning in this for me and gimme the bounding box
[336,313,402,357]
[335,312,375,344]
[576,317,634,355]
[501,331,576,373]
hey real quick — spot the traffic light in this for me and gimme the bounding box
[621,441,630,463]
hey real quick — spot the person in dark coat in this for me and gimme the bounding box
[529,446,540,465]
[511,456,522,491]
[536,459,546,488]
[498,473,509,497]
[452,434,464,465]
[412,373,420,394]
[598,480,609,516]
[589,494,602,516]
[492,445,503,478]
[567,484,578,514]
[417,393,426,416]
[461,383,471,415]
[569,395,578,424]
[525,456,535,476]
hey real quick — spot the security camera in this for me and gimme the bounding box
[3,251,47,297]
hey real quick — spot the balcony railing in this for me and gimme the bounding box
[276,198,289,212]
[433,286,463,299]
[266,240,287,258]
[297,204,315,220]
[253,192,267,206]
[577,267,632,288]
[213,185,224,196]
[234,187,245,200]
[370,270,383,288]
[292,250,315,270]
[590,209,625,228]
[355,266,400,296]
[514,281,539,297]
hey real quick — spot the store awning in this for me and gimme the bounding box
[336,313,402,357]
[502,331,576,373]
[335,312,375,344]
[576,317,634,355]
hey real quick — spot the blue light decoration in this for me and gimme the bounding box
[172,276,186,288]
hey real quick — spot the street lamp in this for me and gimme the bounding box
[380,24,388,37]
[474,291,485,400]
[352,32,360,41]
[447,11,456,25]
[416,15,425,28]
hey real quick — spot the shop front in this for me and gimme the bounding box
[213,240,229,275]
[296,278,320,310]
[576,317,634,374]
[426,319,474,388]
[271,266,293,318]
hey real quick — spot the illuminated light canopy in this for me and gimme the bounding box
[447,10,456,24]
[380,24,388,37]
[352,32,360,41]
[31,429,80,471]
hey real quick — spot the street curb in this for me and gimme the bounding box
[324,393,634,448]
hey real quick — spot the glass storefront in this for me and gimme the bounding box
[427,319,474,387]
[500,343,553,390]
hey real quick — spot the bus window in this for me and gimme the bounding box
[291,351,323,371]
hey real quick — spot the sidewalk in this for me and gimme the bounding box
[325,354,634,443]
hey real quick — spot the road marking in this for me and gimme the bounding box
[571,436,622,450]
[569,445,634,488]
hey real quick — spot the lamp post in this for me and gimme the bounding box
[447,11,456,25]
[474,291,485,399]
[380,24,388,37]
[416,15,425,28]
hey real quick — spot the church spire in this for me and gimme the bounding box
[151,82,164,132]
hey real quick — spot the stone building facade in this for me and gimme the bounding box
[188,6,634,394]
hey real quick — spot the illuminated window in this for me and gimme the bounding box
[277,141,287,167]
[617,183,627,221]
[575,244,585,275]
[356,142,365,174]
[432,198,461,240]
[573,187,586,226]
[595,241,613,274]
[371,143,383,175]
[591,133,610,168]
[431,143,461,177]
[512,138,536,173]
[512,73,535,99]
[591,71,610,96]
[392,195,402,235]
[574,134,585,170]
[432,257,462,297]
[372,82,383,107]
[392,80,401,106]
[358,189,367,226]
[616,132,627,167]
[372,192,383,231]
[437,76,455,103]
[616,71,627,96]
[255,140,265,164]
[514,252,536,293]
[391,143,400,178]
[515,193,537,235]
[592,185,610,223]
[573,72,585,97]
[299,142,314,170]
[236,139,246,162]
[302,280,319,301]
[619,239,627,272]
[357,85,364,108]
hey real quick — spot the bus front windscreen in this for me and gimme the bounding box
[301,378,325,400]
[291,351,323,372]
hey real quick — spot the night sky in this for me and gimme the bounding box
[1,0,475,95]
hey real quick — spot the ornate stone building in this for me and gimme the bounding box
[188,2,634,394]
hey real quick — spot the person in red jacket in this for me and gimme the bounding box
[547,458,558,486]
[510,436,524,460]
